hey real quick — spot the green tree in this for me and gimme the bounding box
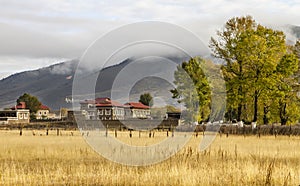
[17,93,41,113]
[274,53,300,125]
[238,25,287,122]
[171,57,211,122]
[210,15,299,124]
[210,15,257,122]
[139,93,153,107]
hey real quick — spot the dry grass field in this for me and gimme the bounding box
[0,129,300,185]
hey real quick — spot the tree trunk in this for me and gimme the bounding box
[237,103,242,121]
[253,91,259,122]
[237,85,243,121]
[263,105,269,125]
[237,61,243,121]
[280,102,288,125]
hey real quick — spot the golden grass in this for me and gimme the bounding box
[0,129,300,185]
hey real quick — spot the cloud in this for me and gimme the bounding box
[0,56,68,79]
[0,0,299,78]
[48,59,78,75]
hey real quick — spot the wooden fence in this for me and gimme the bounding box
[2,120,300,137]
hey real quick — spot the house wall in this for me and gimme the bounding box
[80,102,150,120]
[0,110,30,124]
[131,109,150,119]
[36,109,50,119]
[97,107,125,120]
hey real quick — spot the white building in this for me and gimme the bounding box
[80,98,150,120]
[0,109,30,124]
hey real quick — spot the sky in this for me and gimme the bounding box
[0,0,299,79]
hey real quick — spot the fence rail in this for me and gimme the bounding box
[1,120,300,136]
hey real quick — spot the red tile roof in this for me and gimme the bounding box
[80,98,150,109]
[125,102,150,109]
[11,102,50,110]
[11,102,26,110]
[95,99,125,107]
[39,105,50,110]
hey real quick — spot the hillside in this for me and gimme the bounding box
[291,25,300,38]
[0,56,187,110]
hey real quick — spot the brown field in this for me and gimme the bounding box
[0,130,300,185]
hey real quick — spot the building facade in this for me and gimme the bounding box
[35,105,50,119]
[0,109,30,124]
[11,102,52,120]
[124,102,150,119]
[80,97,125,120]
[80,98,150,120]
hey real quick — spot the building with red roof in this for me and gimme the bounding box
[36,104,51,119]
[80,98,151,120]
[11,102,52,120]
[80,97,126,120]
[124,102,150,119]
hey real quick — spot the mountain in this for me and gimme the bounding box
[0,60,78,110]
[290,25,300,38]
[0,56,188,110]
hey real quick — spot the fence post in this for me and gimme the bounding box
[114,129,117,138]
[57,128,59,136]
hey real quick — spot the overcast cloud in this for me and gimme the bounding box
[0,0,299,79]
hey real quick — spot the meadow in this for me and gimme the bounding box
[0,129,299,185]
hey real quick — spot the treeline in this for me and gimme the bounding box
[172,16,300,125]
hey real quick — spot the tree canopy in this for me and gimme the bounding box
[17,93,41,113]
[171,57,211,122]
[210,15,300,125]
[139,93,153,107]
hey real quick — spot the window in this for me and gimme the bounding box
[19,113,23,119]
[105,109,111,115]
[88,104,94,109]
[98,109,103,115]
[44,112,47,115]
[24,113,28,119]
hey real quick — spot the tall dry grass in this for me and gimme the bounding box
[0,130,299,185]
